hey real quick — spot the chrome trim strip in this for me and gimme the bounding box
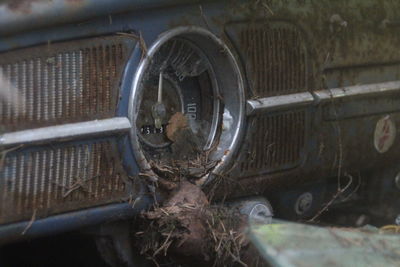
[0,117,131,147]
[314,80,400,103]
[246,92,314,116]
[247,81,400,116]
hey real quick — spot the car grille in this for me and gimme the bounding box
[226,22,309,175]
[0,140,128,225]
[0,36,135,225]
[0,36,135,133]
[240,24,308,97]
[240,110,306,175]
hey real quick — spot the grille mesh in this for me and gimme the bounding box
[0,141,127,225]
[225,22,309,175]
[0,36,134,133]
[240,25,307,97]
[240,110,306,174]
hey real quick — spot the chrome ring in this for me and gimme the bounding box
[128,26,245,184]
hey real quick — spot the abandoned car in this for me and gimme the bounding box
[0,0,399,265]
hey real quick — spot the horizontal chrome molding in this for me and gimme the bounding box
[314,80,400,103]
[247,92,314,116]
[0,199,152,245]
[247,81,400,116]
[0,117,131,147]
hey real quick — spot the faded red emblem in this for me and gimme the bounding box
[374,116,396,153]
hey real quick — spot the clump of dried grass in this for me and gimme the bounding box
[380,225,400,234]
[133,111,255,266]
[204,206,249,267]
[133,181,251,267]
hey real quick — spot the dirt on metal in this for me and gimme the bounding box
[133,117,264,266]
[134,180,265,267]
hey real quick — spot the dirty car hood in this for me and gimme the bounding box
[0,0,212,36]
[249,221,400,267]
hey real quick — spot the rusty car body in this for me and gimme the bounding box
[0,0,399,264]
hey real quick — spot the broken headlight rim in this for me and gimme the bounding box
[128,26,245,185]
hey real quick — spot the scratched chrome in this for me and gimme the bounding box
[0,117,132,147]
[247,81,400,115]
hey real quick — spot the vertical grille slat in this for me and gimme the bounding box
[16,155,24,214]
[6,65,13,121]
[0,36,135,132]
[57,53,64,120]
[43,59,49,121]
[0,141,127,225]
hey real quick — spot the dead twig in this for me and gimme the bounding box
[199,5,212,31]
[62,175,98,198]
[22,209,37,235]
[380,225,400,234]
[328,88,344,190]
[116,31,148,60]
[0,145,23,171]
[309,173,353,222]
[148,257,160,267]
[254,0,274,15]
[153,230,173,257]
[339,172,361,203]
[129,196,141,209]
[139,171,158,183]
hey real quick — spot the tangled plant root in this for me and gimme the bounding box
[134,181,259,267]
[133,113,266,266]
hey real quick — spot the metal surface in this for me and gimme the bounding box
[247,92,314,116]
[0,36,134,133]
[315,80,400,103]
[225,20,310,177]
[247,81,400,116]
[0,0,399,243]
[396,173,400,190]
[0,200,151,245]
[0,140,128,225]
[294,192,313,215]
[0,0,212,36]
[250,221,400,267]
[240,110,306,175]
[136,38,220,151]
[0,117,131,147]
[129,26,245,183]
[228,21,308,98]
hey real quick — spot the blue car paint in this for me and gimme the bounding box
[0,197,152,245]
[0,1,221,243]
